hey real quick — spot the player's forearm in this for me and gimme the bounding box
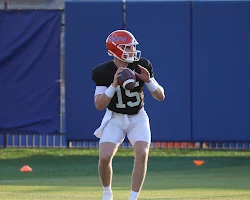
[145,79,165,101]
[95,94,112,111]
[94,84,117,111]
[150,86,165,101]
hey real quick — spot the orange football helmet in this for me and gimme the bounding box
[106,30,141,63]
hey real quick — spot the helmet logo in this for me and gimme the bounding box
[109,36,126,42]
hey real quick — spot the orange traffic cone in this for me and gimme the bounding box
[193,160,205,166]
[20,165,32,172]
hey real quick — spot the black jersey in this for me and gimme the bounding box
[92,57,154,115]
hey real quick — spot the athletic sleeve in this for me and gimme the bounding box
[94,86,107,96]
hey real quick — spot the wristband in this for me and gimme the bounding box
[104,84,116,98]
[145,79,158,92]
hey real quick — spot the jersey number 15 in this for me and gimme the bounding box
[116,81,140,108]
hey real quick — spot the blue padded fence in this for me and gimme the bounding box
[1,1,250,148]
[64,0,250,143]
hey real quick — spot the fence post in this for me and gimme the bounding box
[4,0,8,10]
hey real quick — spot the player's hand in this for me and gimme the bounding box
[135,65,150,83]
[112,67,123,87]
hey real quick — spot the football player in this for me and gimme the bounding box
[92,30,165,200]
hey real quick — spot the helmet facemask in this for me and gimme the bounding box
[118,43,141,63]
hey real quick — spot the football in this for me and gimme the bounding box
[118,68,136,90]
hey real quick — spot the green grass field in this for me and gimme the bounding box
[0,148,250,200]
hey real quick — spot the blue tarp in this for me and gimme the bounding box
[0,11,61,135]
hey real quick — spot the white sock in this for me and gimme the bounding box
[103,185,112,194]
[129,191,139,200]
